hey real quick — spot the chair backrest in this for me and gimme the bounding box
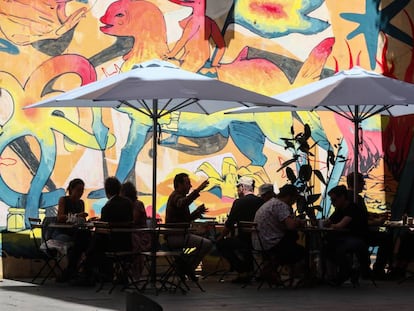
[157,223,191,251]
[28,217,43,250]
[236,221,257,241]
[237,221,265,251]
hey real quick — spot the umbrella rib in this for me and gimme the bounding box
[159,98,200,117]
[384,104,402,117]
[119,100,152,118]
[159,98,175,113]
[323,106,354,122]
[359,105,395,121]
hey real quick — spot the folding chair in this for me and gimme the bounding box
[159,223,206,292]
[28,218,67,284]
[237,221,295,289]
[93,222,142,293]
[140,224,191,295]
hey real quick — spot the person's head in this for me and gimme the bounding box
[173,173,192,194]
[120,181,137,202]
[67,178,85,200]
[104,176,122,198]
[276,184,300,206]
[346,172,365,193]
[236,176,255,195]
[328,185,349,209]
[258,183,275,202]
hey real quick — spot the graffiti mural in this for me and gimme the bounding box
[0,1,413,255]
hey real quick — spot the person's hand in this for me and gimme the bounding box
[296,219,306,228]
[77,212,88,219]
[323,218,331,228]
[196,204,208,216]
[196,179,209,192]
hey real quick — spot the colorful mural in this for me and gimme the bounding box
[0,0,414,245]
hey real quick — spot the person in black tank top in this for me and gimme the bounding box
[54,178,90,282]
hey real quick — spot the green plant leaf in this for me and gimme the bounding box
[299,141,310,154]
[277,156,298,172]
[284,141,295,149]
[286,167,297,183]
[312,205,323,212]
[304,124,311,139]
[296,195,307,213]
[306,193,321,205]
[298,164,312,181]
[328,150,335,165]
[314,170,327,185]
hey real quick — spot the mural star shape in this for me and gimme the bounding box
[340,0,412,69]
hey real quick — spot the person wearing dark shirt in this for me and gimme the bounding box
[324,185,370,285]
[78,177,133,285]
[216,176,264,283]
[53,178,90,282]
[165,172,212,280]
[120,181,150,279]
[346,172,392,279]
[101,176,134,251]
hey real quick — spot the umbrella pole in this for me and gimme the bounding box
[150,99,158,285]
[353,106,359,204]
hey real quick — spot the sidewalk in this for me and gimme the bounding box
[1,276,414,311]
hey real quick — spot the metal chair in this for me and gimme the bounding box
[93,222,142,293]
[140,223,192,294]
[28,217,67,284]
[237,221,295,289]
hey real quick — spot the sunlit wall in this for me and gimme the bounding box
[0,0,414,235]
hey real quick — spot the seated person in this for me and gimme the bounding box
[53,178,90,282]
[253,184,305,281]
[216,176,263,283]
[346,172,393,278]
[389,228,414,279]
[165,173,213,281]
[120,181,150,279]
[79,177,133,285]
[324,185,370,285]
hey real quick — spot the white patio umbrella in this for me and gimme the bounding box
[25,59,292,226]
[227,66,414,202]
[26,59,293,285]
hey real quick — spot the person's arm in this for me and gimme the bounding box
[133,200,146,224]
[77,200,88,219]
[368,211,389,226]
[331,216,352,229]
[57,196,67,223]
[190,203,208,221]
[175,179,209,210]
[284,216,305,230]
[216,200,238,240]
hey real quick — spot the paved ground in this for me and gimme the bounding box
[1,275,414,311]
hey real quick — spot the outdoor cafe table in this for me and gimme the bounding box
[299,226,350,285]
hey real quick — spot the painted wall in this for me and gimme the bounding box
[0,0,414,240]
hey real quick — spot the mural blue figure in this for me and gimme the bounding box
[341,0,412,69]
[0,55,115,228]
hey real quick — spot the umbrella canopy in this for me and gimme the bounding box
[27,60,288,113]
[26,59,293,225]
[229,66,414,203]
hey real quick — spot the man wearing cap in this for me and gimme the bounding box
[252,183,305,277]
[216,176,264,283]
